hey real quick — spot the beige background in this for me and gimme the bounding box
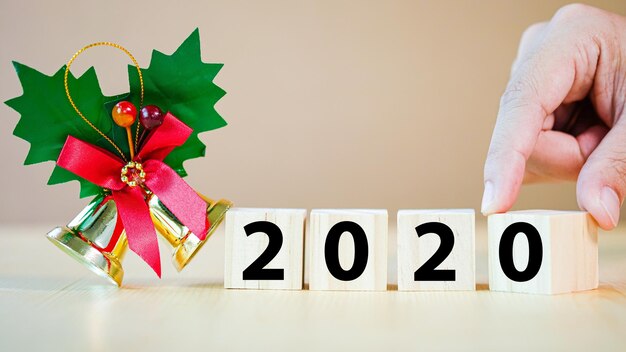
[1,0,625,225]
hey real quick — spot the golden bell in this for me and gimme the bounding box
[148,193,232,271]
[47,195,128,286]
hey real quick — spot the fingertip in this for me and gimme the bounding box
[483,149,526,216]
[584,207,617,231]
[481,179,517,216]
[481,181,495,215]
[577,182,620,231]
[600,186,620,229]
[481,207,499,217]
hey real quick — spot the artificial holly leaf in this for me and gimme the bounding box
[48,166,100,198]
[128,28,227,177]
[6,29,227,198]
[5,62,130,197]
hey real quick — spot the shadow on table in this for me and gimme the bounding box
[0,275,117,291]
[0,276,225,291]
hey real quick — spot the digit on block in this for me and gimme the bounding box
[308,209,388,291]
[397,209,475,291]
[224,208,306,290]
[488,210,598,295]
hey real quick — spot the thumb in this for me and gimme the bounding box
[576,121,626,230]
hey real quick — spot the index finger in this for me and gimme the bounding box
[482,8,598,214]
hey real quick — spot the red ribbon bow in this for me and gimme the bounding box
[56,113,209,277]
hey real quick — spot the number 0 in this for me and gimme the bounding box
[324,221,369,281]
[498,222,543,282]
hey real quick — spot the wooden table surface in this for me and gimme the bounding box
[1,221,625,351]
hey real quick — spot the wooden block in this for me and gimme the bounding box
[397,209,475,291]
[308,209,388,291]
[488,210,598,294]
[224,208,306,290]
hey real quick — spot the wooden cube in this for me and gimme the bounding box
[224,208,306,290]
[488,210,598,294]
[308,209,388,291]
[397,209,475,291]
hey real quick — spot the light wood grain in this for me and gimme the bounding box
[488,210,598,294]
[307,209,388,291]
[397,209,475,291]
[224,208,306,290]
[0,221,625,351]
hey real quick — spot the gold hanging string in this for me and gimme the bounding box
[64,42,144,162]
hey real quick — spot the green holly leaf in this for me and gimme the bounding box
[5,62,129,198]
[6,29,227,198]
[128,28,227,177]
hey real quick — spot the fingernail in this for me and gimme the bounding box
[481,181,495,215]
[600,186,620,228]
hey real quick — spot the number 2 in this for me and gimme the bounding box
[413,222,456,281]
[242,221,284,280]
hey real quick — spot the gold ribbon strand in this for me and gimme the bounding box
[64,42,144,162]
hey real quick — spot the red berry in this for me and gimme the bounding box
[112,101,137,127]
[139,105,165,130]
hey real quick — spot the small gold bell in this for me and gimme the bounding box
[47,195,128,286]
[148,193,232,271]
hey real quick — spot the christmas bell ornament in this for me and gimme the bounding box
[149,193,232,271]
[47,195,128,286]
[6,29,231,286]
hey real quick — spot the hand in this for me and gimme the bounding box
[482,4,626,230]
